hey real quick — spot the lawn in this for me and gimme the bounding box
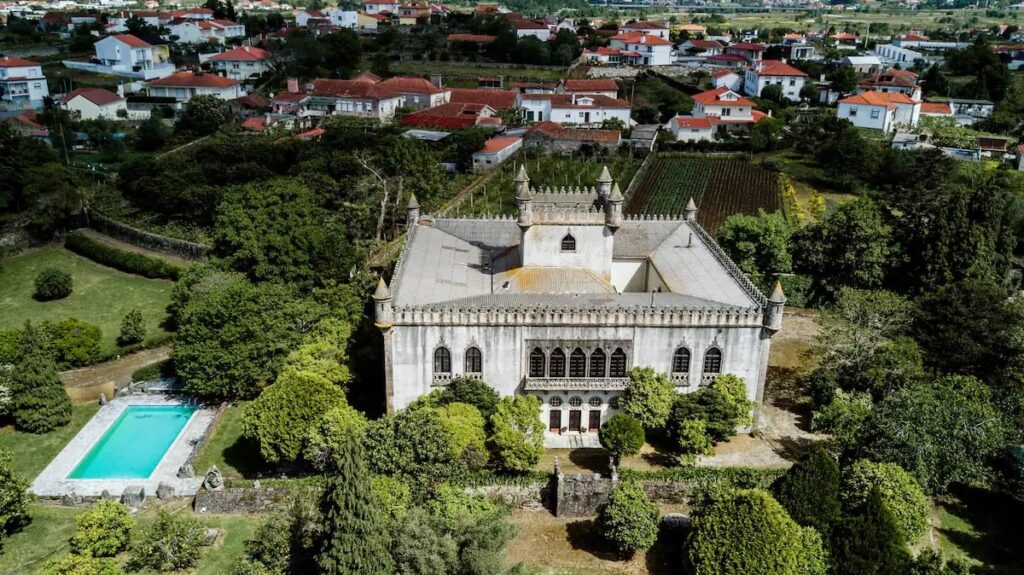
[0,244,173,354]
[0,503,259,575]
[191,402,265,480]
[931,485,1024,573]
[0,403,99,481]
[389,61,566,82]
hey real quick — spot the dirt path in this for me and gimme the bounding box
[61,344,171,390]
[77,228,194,268]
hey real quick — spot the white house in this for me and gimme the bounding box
[712,69,742,92]
[471,136,522,172]
[294,8,324,26]
[296,8,358,28]
[840,55,882,74]
[298,78,405,121]
[364,0,399,14]
[691,87,762,124]
[837,91,920,131]
[376,168,785,446]
[0,56,49,109]
[857,69,921,100]
[618,20,669,40]
[144,71,245,102]
[106,10,161,32]
[562,79,618,99]
[609,32,673,66]
[744,60,808,102]
[665,116,715,142]
[679,39,724,56]
[208,45,272,81]
[521,93,630,126]
[874,44,929,67]
[91,34,176,80]
[167,18,246,44]
[513,19,551,41]
[61,87,126,119]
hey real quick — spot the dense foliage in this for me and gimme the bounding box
[0,448,29,544]
[10,326,72,433]
[772,448,841,537]
[487,395,545,473]
[39,553,124,575]
[34,268,73,301]
[304,403,369,471]
[596,481,660,556]
[599,414,645,461]
[69,500,134,558]
[840,460,929,545]
[64,233,182,280]
[621,367,675,429]
[117,308,146,347]
[128,510,205,571]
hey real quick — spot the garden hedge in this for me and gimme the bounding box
[64,233,182,280]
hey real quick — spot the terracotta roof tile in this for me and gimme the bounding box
[563,79,618,93]
[0,56,39,67]
[208,45,269,61]
[449,88,518,110]
[146,71,240,88]
[62,87,123,106]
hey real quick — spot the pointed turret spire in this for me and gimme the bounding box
[684,197,698,222]
[596,165,613,199]
[609,182,623,202]
[769,280,786,303]
[597,165,612,183]
[406,193,421,227]
[407,193,419,209]
[373,277,391,301]
[514,164,532,200]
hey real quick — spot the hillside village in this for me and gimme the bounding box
[1,1,1024,575]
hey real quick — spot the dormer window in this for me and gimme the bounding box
[561,233,576,252]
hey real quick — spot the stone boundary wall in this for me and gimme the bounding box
[193,487,296,514]
[87,210,208,260]
[554,474,725,516]
[465,481,553,511]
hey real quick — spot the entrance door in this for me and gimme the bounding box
[584,112,591,123]
[568,410,582,432]
[549,410,561,432]
[588,410,601,432]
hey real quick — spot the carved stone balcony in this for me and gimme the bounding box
[700,373,719,387]
[523,377,629,391]
[671,373,691,387]
[432,373,453,386]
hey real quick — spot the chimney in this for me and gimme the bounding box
[287,77,299,93]
[430,74,443,89]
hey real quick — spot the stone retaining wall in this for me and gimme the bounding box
[87,210,208,260]
[193,487,296,514]
[465,481,552,511]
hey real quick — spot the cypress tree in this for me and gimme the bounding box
[316,429,393,575]
[11,324,71,433]
[833,488,910,575]
[772,448,841,536]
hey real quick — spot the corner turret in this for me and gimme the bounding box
[596,165,613,200]
[765,280,785,332]
[515,164,533,229]
[373,277,393,329]
[406,193,420,227]
[605,182,623,230]
[684,197,698,222]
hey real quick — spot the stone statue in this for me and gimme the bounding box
[203,466,224,491]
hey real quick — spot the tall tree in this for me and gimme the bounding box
[10,324,71,433]
[772,448,841,537]
[832,488,910,575]
[316,430,393,575]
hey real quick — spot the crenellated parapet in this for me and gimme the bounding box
[531,205,607,225]
[391,304,765,328]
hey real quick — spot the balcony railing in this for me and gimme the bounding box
[432,372,453,386]
[671,373,691,387]
[700,373,719,387]
[523,377,629,391]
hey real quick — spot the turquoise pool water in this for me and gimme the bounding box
[69,405,196,479]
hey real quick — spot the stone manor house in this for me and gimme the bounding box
[374,166,785,447]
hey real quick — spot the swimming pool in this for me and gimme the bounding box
[69,405,197,479]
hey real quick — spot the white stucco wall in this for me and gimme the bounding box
[521,224,613,278]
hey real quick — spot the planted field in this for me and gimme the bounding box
[626,155,782,231]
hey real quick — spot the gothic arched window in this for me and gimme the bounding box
[569,348,586,378]
[589,348,607,378]
[703,347,722,374]
[549,348,566,377]
[672,348,691,374]
[434,347,451,374]
[610,348,627,377]
[529,347,546,378]
[465,347,482,374]
[561,233,576,252]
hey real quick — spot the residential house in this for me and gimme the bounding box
[941,98,995,125]
[448,88,520,111]
[364,0,399,14]
[562,79,618,99]
[106,10,161,32]
[61,87,126,120]
[1016,144,1024,171]
[144,71,246,102]
[158,8,214,24]
[512,19,551,40]
[301,78,404,120]
[664,116,715,142]
[781,33,805,45]
[88,34,174,79]
[874,44,929,67]
[0,109,49,137]
[840,55,882,74]
[167,18,246,44]
[609,32,673,66]
[523,120,621,152]
[857,68,921,100]
[679,39,723,56]
[724,42,766,63]
[712,69,742,92]
[665,87,765,141]
[401,102,502,129]
[978,136,1009,158]
[704,53,749,68]
[358,13,387,30]
[0,56,48,109]
[208,45,272,81]
[397,2,429,25]
[919,101,953,119]
[837,91,920,131]
[744,60,808,102]
[582,47,627,66]
[618,21,669,40]
[520,93,630,125]
[377,76,449,109]
[472,136,523,171]
[786,44,818,61]
[295,8,325,26]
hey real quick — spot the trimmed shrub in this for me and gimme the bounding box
[674,418,714,456]
[44,318,102,367]
[596,480,659,556]
[65,233,182,280]
[70,500,134,557]
[34,268,73,301]
[131,358,175,382]
[10,328,71,433]
[128,510,205,571]
[370,475,411,523]
[39,553,124,575]
[436,402,487,467]
[772,448,841,536]
[841,459,929,544]
[832,487,910,575]
[487,395,545,473]
[621,367,675,429]
[304,402,369,471]
[599,414,645,460]
[439,377,500,420]
[242,367,349,464]
[117,308,146,347]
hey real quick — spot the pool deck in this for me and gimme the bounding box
[30,396,216,499]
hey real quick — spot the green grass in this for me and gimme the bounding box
[460,153,643,217]
[0,505,260,575]
[389,61,566,81]
[0,403,99,481]
[931,485,1024,573]
[0,245,173,353]
[192,402,266,480]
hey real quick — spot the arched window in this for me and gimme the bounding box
[529,347,546,378]
[569,348,587,377]
[560,233,576,252]
[672,348,691,374]
[549,348,566,377]
[610,348,627,377]
[434,347,451,374]
[465,347,482,374]
[703,347,722,374]
[589,348,607,378]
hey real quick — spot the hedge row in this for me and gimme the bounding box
[620,466,786,491]
[65,233,183,280]
[457,470,553,488]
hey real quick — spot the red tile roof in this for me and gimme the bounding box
[0,56,39,68]
[685,39,723,49]
[526,121,620,143]
[692,86,754,107]
[671,116,715,129]
[232,94,269,108]
[611,32,673,46]
[402,103,498,129]
[839,91,917,108]
[705,53,748,63]
[112,33,151,47]
[352,71,382,83]
[563,79,618,93]
[449,88,518,110]
[979,136,1008,151]
[447,33,496,43]
[585,47,623,56]
[752,60,808,77]
[378,76,446,94]
[831,32,858,40]
[312,78,400,99]
[241,116,267,131]
[146,71,240,88]
[920,102,952,114]
[727,42,767,51]
[62,87,123,106]
[209,45,269,61]
[477,136,521,154]
[512,19,548,30]
[711,69,738,78]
